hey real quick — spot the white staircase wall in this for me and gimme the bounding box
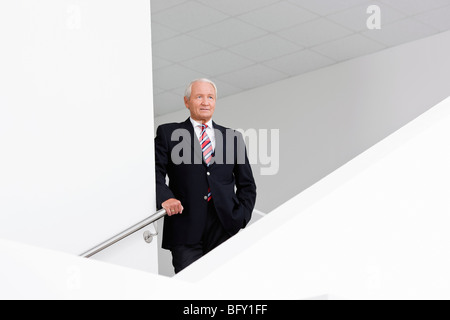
[176,96,450,300]
[1,96,449,299]
[0,0,157,273]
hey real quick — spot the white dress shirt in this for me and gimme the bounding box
[190,117,215,151]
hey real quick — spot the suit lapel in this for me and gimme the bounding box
[180,118,228,167]
[181,118,205,166]
[211,121,227,168]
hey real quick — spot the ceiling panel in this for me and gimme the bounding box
[196,0,281,16]
[182,50,255,76]
[210,79,244,98]
[327,1,406,32]
[379,0,450,15]
[287,0,370,16]
[313,34,386,61]
[152,34,218,63]
[150,0,187,14]
[152,56,173,70]
[153,64,209,90]
[238,1,318,32]
[277,18,353,47]
[414,4,450,31]
[151,23,179,43]
[187,18,267,48]
[152,1,228,32]
[150,0,450,116]
[217,64,289,90]
[229,34,302,62]
[362,19,438,46]
[263,49,335,76]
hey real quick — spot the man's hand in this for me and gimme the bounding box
[162,198,184,216]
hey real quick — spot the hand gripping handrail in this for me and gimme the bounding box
[80,209,167,258]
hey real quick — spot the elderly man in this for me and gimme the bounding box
[155,79,257,273]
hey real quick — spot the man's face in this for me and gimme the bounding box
[184,81,216,123]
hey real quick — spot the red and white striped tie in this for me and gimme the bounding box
[200,124,212,201]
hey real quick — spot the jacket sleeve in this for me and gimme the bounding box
[233,132,257,228]
[155,125,175,209]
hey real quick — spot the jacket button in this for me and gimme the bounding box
[207,172,211,176]
[204,196,208,201]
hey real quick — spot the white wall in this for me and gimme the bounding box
[155,30,450,214]
[176,96,450,299]
[2,97,449,300]
[0,0,158,273]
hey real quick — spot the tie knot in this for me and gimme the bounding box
[201,124,208,129]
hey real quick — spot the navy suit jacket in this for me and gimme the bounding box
[155,118,257,249]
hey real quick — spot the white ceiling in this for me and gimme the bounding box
[151,0,450,116]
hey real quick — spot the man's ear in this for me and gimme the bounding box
[184,96,190,109]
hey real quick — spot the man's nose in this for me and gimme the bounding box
[201,98,209,105]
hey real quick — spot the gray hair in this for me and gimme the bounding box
[184,78,218,100]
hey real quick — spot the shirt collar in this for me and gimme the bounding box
[190,117,213,129]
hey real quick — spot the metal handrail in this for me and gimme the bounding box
[80,209,167,258]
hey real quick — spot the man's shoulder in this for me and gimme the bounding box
[157,119,189,133]
[213,122,236,133]
[157,122,181,130]
[213,122,243,137]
